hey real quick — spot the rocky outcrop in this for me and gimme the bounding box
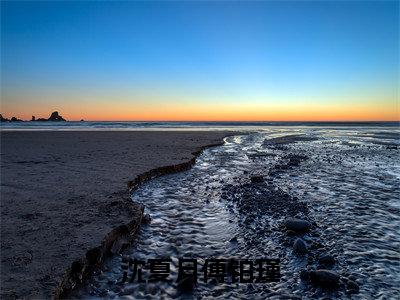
[0,114,22,122]
[1,111,67,122]
[0,114,9,122]
[10,116,22,122]
[48,111,66,121]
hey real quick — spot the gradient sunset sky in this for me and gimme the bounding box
[1,1,399,121]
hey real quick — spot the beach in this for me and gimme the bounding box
[69,126,399,299]
[0,130,231,299]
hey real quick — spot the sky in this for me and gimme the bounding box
[1,1,399,121]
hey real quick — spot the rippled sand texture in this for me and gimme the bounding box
[76,127,400,299]
[0,131,230,298]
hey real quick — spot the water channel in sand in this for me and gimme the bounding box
[75,126,400,299]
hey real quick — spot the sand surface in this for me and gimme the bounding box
[0,131,230,299]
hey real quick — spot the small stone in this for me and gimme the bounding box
[250,175,264,183]
[293,238,307,255]
[284,218,311,232]
[310,269,340,288]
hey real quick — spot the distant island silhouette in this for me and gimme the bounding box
[0,111,66,122]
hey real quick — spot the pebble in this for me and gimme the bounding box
[284,218,311,232]
[293,238,307,255]
[250,175,264,183]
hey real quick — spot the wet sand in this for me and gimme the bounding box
[0,131,231,299]
[74,129,399,299]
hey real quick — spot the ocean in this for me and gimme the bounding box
[0,121,399,131]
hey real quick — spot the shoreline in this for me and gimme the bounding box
[54,139,230,299]
[0,131,235,299]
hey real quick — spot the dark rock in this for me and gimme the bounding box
[284,218,311,232]
[293,238,307,255]
[318,254,335,266]
[346,280,359,294]
[250,175,264,183]
[309,269,340,288]
[10,116,22,122]
[0,114,9,122]
[142,213,151,224]
[48,111,66,121]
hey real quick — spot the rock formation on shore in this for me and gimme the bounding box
[37,111,66,122]
[1,111,67,122]
[1,114,23,122]
[0,114,9,122]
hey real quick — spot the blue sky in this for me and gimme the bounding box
[1,1,399,121]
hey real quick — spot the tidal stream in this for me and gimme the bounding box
[76,127,400,299]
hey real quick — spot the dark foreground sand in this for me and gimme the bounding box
[0,131,231,299]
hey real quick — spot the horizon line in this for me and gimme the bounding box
[2,119,399,123]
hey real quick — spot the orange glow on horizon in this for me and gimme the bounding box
[1,101,398,122]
